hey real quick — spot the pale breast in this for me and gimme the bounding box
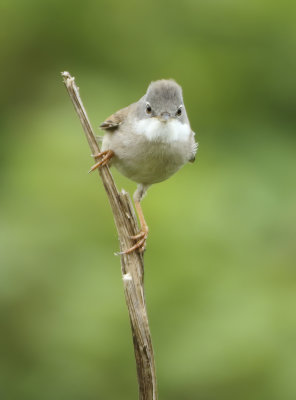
[102,118,195,185]
[134,118,192,143]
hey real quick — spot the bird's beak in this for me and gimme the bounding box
[158,112,171,122]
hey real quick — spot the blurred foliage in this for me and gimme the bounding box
[0,0,296,399]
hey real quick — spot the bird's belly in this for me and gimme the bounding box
[102,119,195,185]
[111,141,189,184]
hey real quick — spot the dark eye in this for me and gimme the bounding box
[176,107,182,116]
[146,103,152,114]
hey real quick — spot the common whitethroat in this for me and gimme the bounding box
[90,79,198,254]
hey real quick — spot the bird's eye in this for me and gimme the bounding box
[176,106,182,116]
[146,103,152,114]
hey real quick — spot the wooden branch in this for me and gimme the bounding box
[61,72,157,400]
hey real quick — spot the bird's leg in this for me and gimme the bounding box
[120,184,150,255]
[130,201,148,239]
[88,150,114,173]
[122,200,148,254]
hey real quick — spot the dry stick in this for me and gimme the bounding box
[62,72,157,400]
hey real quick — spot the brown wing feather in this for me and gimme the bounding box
[99,106,130,131]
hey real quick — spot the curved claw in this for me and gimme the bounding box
[118,198,149,255]
[129,231,146,240]
[119,228,148,255]
[122,236,146,255]
[88,150,114,173]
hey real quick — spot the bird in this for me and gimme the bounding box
[90,79,198,254]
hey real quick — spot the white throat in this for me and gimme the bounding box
[135,118,191,143]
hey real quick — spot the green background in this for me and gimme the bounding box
[1,0,296,399]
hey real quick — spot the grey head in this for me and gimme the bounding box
[136,79,189,124]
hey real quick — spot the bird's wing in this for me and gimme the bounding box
[99,106,131,131]
[189,134,198,163]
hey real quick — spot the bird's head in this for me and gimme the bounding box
[140,79,187,123]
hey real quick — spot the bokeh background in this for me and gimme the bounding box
[1,0,296,399]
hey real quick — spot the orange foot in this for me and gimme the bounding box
[127,226,149,254]
[118,226,148,255]
[119,198,149,255]
[88,150,114,173]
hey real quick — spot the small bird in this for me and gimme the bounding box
[90,79,198,254]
